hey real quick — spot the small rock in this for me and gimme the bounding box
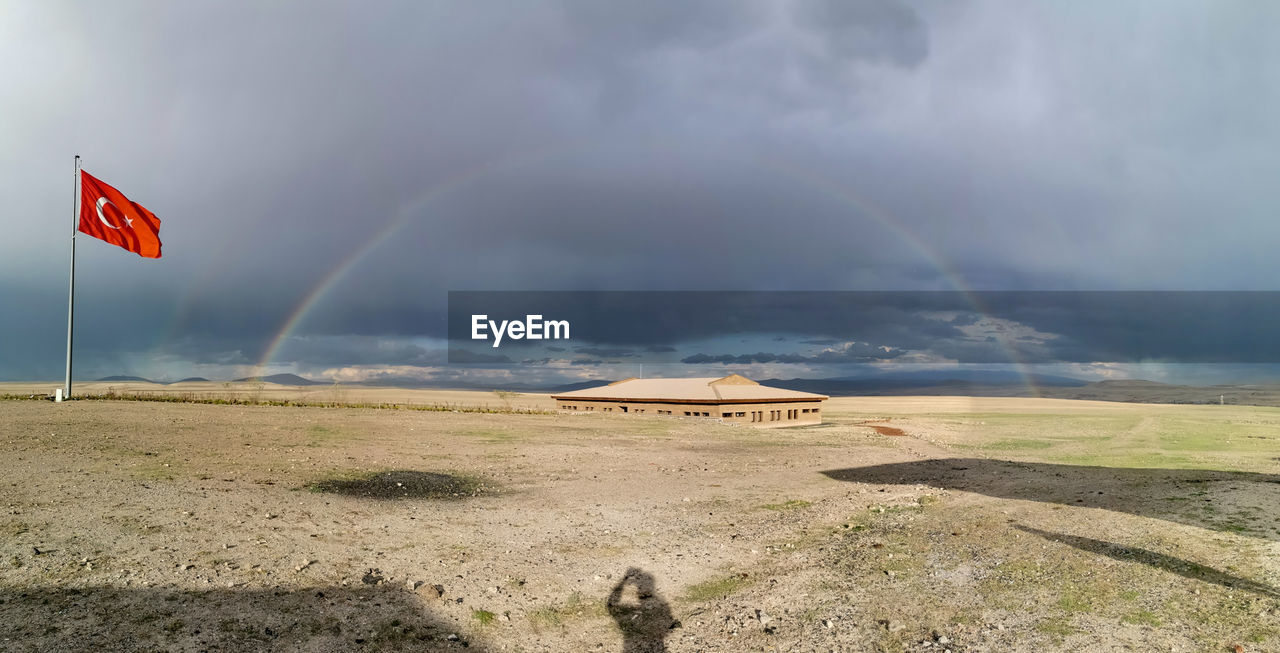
[822,619,833,629]
[937,635,951,644]
[756,610,773,628]
[422,584,445,598]
[446,634,459,641]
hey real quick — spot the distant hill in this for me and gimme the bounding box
[543,380,612,393]
[761,370,1088,396]
[170,377,210,383]
[233,373,327,386]
[96,375,155,383]
[1042,380,1280,405]
[338,378,612,393]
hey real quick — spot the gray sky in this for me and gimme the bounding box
[2,1,1278,384]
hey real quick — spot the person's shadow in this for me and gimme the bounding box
[607,568,677,653]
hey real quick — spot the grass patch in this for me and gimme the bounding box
[1056,593,1093,613]
[459,428,519,443]
[130,460,181,481]
[472,609,496,625]
[305,424,356,445]
[682,573,753,602]
[0,520,30,537]
[984,439,1054,451]
[1035,615,1078,638]
[1121,610,1161,626]
[761,499,812,511]
[529,593,606,631]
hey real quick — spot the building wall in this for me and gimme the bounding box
[554,399,824,428]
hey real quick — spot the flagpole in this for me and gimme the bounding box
[64,155,80,400]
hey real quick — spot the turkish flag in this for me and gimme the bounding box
[79,171,162,258]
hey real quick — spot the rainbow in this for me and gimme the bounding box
[241,144,1039,394]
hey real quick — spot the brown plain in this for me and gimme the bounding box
[1,382,1278,652]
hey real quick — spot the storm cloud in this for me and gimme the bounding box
[3,1,1279,383]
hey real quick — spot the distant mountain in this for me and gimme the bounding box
[170,377,210,384]
[543,380,613,393]
[233,373,328,386]
[96,375,155,383]
[761,370,1088,396]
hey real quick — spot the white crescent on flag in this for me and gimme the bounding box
[95,196,132,229]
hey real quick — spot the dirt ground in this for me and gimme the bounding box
[2,390,1279,652]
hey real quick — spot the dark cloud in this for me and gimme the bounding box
[792,0,928,67]
[683,341,907,365]
[3,3,1279,381]
[644,345,677,353]
[572,347,637,358]
[446,350,513,365]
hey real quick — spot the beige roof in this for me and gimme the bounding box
[551,374,827,403]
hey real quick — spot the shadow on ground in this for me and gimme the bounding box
[608,568,678,653]
[1014,525,1280,598]
[306,470,489,500]
[821,458,1280,541]
[0,583,485,651]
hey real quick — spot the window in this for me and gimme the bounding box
[735,412,745,417]
[702,412,710,417]
[684,411,692,416]
[620,406,628,413]
[722,412,732,418]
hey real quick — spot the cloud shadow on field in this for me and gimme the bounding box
[0,583,486,651]
[820,458,1280,541]
[1013,525,1280,598]
[305,470,491,500]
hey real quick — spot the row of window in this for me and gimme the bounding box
[560,404,819,419]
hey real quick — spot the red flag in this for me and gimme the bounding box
[78,171,162,258]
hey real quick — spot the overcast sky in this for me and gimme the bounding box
[2,1,1278,384]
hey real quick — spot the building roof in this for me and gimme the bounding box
[550,374,828,404]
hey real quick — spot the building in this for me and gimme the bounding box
[551,374,828,428]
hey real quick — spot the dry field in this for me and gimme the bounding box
[2,385,1279,652]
